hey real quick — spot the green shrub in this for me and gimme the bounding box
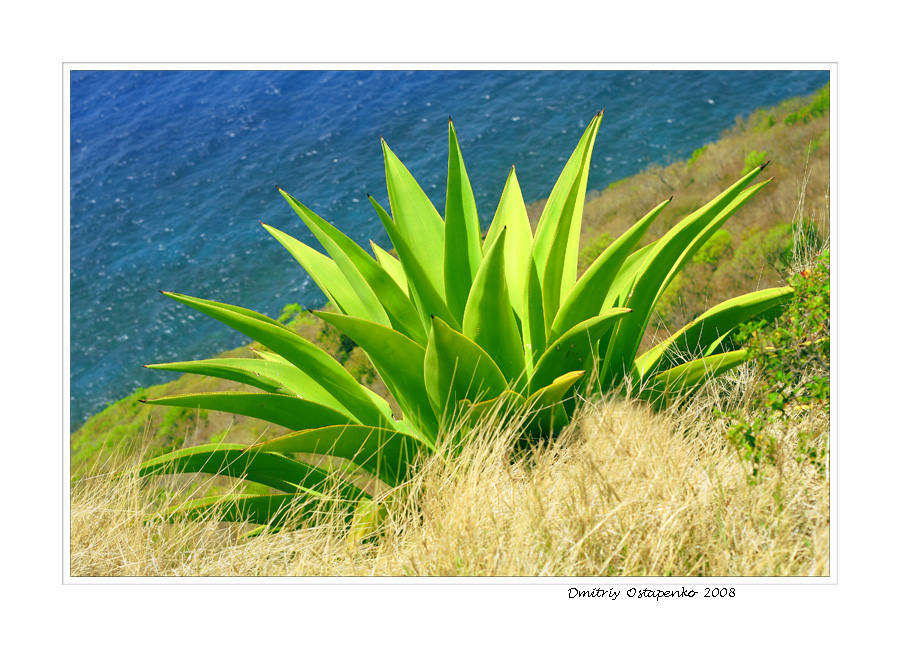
[785,83,829,125]
[742,150,768,176]
[277,302,307,324]
[724,250,829,482]
[687,144,708,167]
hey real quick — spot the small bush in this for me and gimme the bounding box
[785,83,829,125]
[742,150,768,175]
[687,144,708,167]
[723,249,830,482]
[276,302,305,324]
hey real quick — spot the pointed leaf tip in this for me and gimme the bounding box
[760,160,771,170]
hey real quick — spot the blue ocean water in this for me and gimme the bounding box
[69,69,830,429]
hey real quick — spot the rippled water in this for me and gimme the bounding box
[69,68,830,428]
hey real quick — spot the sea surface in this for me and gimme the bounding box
[69,68,830,428]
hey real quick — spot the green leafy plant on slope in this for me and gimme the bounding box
[725,249,830,483]
[137,113,792,532]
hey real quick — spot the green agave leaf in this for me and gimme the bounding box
[523,370,585,438]
[444,118,484,321]
[550,198,670,343]
[458,390,527,425]
[251,348,291,365]
[482,166,533,323]
[314,309,438,444]
[279,187,426,345]
[145,358,288,393]
[601,240,660,310]
[522,114,602,372]
[657,180,773,307]
[262,223,369,319]
[540,156,595,332]
[368,195,459,332]
[246,348,394,422]
[163,492,325,528]
[600,167,771,387]
[531,111,603,295]
[638,349,750,409]
[141,392,354,432]
[144,357,338,408]
[632,286,794,382]
[382,138,446,298]
[521,255,546,375]
[249,424,429,488]
[137,443,366,501]
[159,292,391,428]
[529,307,632,394]
[277,189,388,326]
[424,315,508,424]
[462,229,526,385]
[370,240,409,295]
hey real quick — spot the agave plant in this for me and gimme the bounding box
[137,112,792,531]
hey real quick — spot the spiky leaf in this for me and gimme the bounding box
[249,424,428,488]
[424,316,508,423]
[462,229,525,385]
[137,443,366,501]
[529,308,632,394]
[160,292,391,428]
[443,118,483,321]
[550,198,669,342]
[601,167,770,387]
[279,188,426,345]
[382,139,446,298]
[142,392,354,432]
[482,166,533,322]
[368,195,458,332]
[314,310,437,444]
[632,286,794,381]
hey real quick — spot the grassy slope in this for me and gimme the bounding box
[71,385,830,576]
[71,84,830,478]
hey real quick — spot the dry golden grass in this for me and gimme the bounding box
[70,379,829,577]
